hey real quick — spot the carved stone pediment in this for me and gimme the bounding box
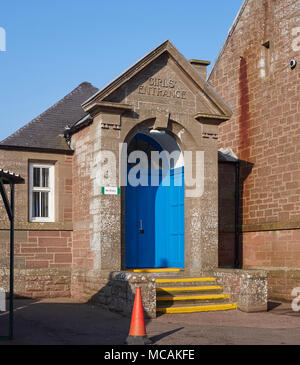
[82,40,232,126]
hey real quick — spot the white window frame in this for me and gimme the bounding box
[29,163,55,222]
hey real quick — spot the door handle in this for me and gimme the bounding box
[139,219,144,234]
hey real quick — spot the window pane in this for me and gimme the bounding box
[42,168,49,187]
[33,168,40,187]
[32,192,40,217]
[41,192,49,217]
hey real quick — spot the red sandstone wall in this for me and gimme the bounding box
[243,230,300,268]
[15,231,72,269]
[209,0,300,272]
[0,149,73,297]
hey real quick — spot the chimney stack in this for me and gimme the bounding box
[189,59,211,79]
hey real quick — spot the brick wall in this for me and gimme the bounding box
[243,230,300,268]
[209,0,300,277]
[0,149,73,297]
[0,230,72,298]
[267,268,300,301]
[21,231,72,269]
[0,268,71,298]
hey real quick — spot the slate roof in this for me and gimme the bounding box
[0,82,98,152]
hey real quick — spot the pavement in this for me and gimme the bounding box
[0,298,299,345]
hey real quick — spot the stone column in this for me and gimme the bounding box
[187,121,219,274]
[89,111,123,271]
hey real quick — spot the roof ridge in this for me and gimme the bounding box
[0,82,97,144]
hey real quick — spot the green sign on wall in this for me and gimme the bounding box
[101,187,120,195]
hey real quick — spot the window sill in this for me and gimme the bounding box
[30,219,55,223]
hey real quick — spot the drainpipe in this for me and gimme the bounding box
[234,161,240,268]
[9,183,14,339]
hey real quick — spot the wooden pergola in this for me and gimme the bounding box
[0,169,25,340]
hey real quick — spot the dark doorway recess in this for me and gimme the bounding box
[218,152,253,269]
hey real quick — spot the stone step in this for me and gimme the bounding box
[156,286,223,295]
[156,277,216,286]
[155,276,237,314]
[156,302,237,314]
[157,294,230,306]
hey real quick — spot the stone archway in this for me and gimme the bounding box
[123,127,185,269]
[120,116,205,274]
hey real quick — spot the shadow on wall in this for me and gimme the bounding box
[87,271,156,320]
[218,159,253,268]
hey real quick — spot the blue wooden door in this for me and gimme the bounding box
[125,167,184,268]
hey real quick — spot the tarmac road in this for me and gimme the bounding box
[0,298,299,345]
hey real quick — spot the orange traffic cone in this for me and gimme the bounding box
[126,287,152,345]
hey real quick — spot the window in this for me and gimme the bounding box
[29,163,54,222]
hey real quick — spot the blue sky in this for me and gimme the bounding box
[0,0,242,141]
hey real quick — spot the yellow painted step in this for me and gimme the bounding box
[156,294,229,301]
[127,268,181,273]
[156,303,237,314]
[156,286,222,292]
[156,277,216,283]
